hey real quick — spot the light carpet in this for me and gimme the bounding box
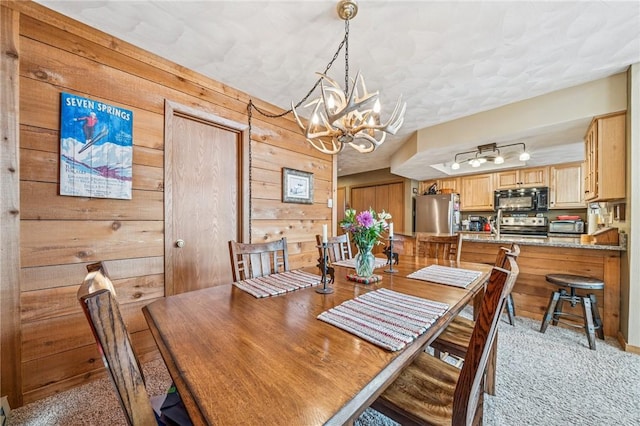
[9,316,640,425]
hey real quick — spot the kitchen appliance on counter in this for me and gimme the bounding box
[494,187,549,212]
[415,193,461,234]
[549,219,584,235]
[468,215,488,232]
[500,215,548,237]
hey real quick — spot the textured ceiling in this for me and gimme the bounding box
[36,1,640,180]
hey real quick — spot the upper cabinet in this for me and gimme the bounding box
[418,177,460,195]
[584,112,626,202]
[549,162,584,209]
[460,173,494,211]
[494,166,549,190]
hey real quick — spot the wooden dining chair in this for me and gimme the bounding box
[228,237,289,281]
[371,256,519,425]
[315,233,353,263]
[430,244,520,398]
[77,262,191,426]
[415,233,462,263]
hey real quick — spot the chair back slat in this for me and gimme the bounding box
[78,262,156,426]
[229,237,289,281]
[416,233,462,262]
[452,256,519,425]
[316,233,353,263]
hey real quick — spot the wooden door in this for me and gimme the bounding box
[351,182,404,253]
[164,101,249,294]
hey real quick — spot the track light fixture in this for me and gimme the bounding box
[450,142,530,170]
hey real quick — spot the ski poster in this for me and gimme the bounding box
[59,92,133,199]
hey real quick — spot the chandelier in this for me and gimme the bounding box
[451,142,530,170]
[291,0,406,154]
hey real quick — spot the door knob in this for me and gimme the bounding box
[176,239,185,248]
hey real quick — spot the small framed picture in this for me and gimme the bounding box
[282,168,314,204]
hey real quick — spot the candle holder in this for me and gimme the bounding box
[316,243,334,294]
[384,237,398,273]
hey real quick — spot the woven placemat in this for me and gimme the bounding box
[346,274,383,284]
[318,288,449,351]
[331,257,388,269]
[407,264,482,288]
[233,270,321,298]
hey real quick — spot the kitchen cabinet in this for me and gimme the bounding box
[460,173,494,211]
[549,162,584,209]
[584,111,626,202]
[494,166,548,189]
[418,178,459,195]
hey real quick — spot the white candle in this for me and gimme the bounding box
[389,222,394,238]
[322,224,328,243]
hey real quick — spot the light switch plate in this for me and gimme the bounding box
[327,198,333,208]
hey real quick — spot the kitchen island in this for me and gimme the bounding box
[459,232,625,337]
[393,232,625,338]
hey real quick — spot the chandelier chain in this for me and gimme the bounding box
[246,101,253,242]
[248,26,349,120]
[344,19,350,94]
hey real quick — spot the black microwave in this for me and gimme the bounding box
[494,187,548,212]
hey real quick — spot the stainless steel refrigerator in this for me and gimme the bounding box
[414,193,461,233]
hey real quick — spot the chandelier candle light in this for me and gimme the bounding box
[291,0,406,154]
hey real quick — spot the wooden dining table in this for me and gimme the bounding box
[143,256,493,425]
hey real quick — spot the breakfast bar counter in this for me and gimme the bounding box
[459,234,624,338]
[460,232,626,251]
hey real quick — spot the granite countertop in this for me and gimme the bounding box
[460,232,626,251]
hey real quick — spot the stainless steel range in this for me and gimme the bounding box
[500,215,548,237]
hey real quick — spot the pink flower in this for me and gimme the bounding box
[356,210,375,228]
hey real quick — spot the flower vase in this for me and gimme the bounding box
[354,241,376,278]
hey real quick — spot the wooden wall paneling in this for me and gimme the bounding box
[22,346,106,404]
[22,343,108,394]
[250,174,332,204]
[21,181,163,221]
[21,220,164,267]
[130,329,162,363]
[21,123,164,170]
[4,0,335,405]
[20,256,164,292]
[251,199,330,221]
[21,312,92,362]
[20,77,164,149]
[250,219,328,244]
[1,4,22,408]
[21,279,162,324]
[20,25,319,163]
[250,141,332,180]
[20,146,164,192]
[18,2,324,158]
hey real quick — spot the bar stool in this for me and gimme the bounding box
[539,273,604,350]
